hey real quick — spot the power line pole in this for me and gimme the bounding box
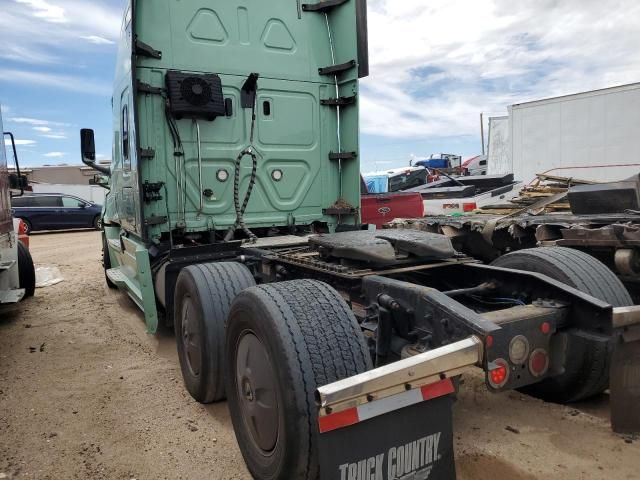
[480,112,485,155]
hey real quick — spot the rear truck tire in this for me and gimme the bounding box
[102,234,117,290]
[17,241,35,298]
[175,262,255,404]
[225,280,373,480]
[492,247,633,402]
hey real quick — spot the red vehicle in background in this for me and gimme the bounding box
[361,178,424,228]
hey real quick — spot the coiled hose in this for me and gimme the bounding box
[225,93,258,242]
[228,146,258,241]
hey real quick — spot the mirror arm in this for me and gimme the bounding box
[82,157,111,176]
[3,132,24,196]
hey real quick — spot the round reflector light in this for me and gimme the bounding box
[541,322,551,335]
[529,348,549,377]
[509,335,530,365]
[216,169,229,182]
[488,359,509,388]
[272,169,283,182]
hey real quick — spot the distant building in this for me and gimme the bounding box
[12,162,111,185]
[9,162,112,204]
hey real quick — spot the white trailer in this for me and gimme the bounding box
[507,82,640,183]
[486,116,510,176]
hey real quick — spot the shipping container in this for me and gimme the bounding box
[508,83,640,183]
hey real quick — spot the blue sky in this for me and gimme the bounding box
[2,0,640,172]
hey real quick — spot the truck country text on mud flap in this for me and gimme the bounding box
[316,337,481,480]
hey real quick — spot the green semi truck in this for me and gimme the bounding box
[80,1,640,478]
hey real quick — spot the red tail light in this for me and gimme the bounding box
[463,202,477,212]
[18,220,27,235]
[488,359,509,388]
[529,349,549,377]
[485,335,494,348]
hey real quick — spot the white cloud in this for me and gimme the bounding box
[81,35,115,45]
[0,69,111,95]
[8,117,70,127]
[7,116,69,140]
[9,117,49,126]
[4,139,36,146]
[1,1,121,66]
[43,151,66,158]
[15,0,67,23]
[361,0,640,140]
[0,45,58,65]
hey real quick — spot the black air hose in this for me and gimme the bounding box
[225,88,259,242]
[229,146,258,241]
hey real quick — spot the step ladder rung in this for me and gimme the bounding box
[302,0,349,13]
[318,60,356,77]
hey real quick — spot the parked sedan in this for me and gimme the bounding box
[11,194,102,233]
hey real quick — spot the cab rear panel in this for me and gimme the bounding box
[106,0,365,243]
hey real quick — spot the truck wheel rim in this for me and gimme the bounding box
[181,296,202,377]
[235,331,279,454]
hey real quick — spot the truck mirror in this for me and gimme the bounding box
[80,129,110,176]
[80,128,96,163]
[8,173,27,191]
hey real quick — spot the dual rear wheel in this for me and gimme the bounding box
[173,247,629,479]
[174,265,371,479]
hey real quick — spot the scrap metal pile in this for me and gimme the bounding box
[388,173,640,287]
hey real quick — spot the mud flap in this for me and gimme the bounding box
[318,381,457,480]
[610,323,640,434]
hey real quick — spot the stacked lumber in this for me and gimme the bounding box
[479,174,596,215]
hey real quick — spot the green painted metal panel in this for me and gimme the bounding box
[104,224,159,332]
[103,0,366,322]
[128,0,364,240]
[135,1,358,85]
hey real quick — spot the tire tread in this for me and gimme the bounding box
[176,262,255,403]
[227,280,371,480]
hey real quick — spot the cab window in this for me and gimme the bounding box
[122,104,130,170]
[33,196,62,207]
[11,196,32,207]
[62,197,82,208]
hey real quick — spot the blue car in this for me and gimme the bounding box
[11,193,103,233]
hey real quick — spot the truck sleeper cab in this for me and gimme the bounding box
[82,2,640,479]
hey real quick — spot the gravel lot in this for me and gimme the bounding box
[0,231,638,479]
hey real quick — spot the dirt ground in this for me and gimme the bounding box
[0,231,637,480]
